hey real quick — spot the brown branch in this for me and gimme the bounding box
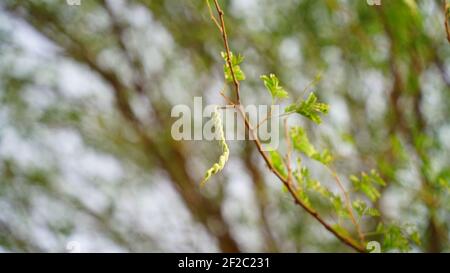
[328,167,365,245]
[445,1,450,43]
[212,0,240,103]
[283,118,293,187]
[220,90,237,106]
[209,0,365,252]
[243,107,364,252]
[256,106,274,130]
[206,0,222,32]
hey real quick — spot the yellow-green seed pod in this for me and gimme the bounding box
[200,105,229,187]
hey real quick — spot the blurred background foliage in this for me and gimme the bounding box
[0,0,448,252]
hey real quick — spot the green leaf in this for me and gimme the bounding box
[369,169,386,186]
[312,149,333,165]
[268,150,286,178]
[352,200,367,217]
[350,170,386,202]
[293,167,312,208]
[285,93,329,124]
[221,51,245,82]
[295,167,331,198]
[383,225,411,252]
[260,74,288,100]
[435,169,450,194]
[376,222,384,233]
[297,189,311,207]
[375,223,421,252]
[366,207,381,217]
[295,166,348,215]
[290,127,333,165]
[307,179,331,198]
[332,224,359,247]
[290,127,316,157]
[438,178,450,194]
[410,230,421,246]
[353,200,380,217]
[332,196,349,218]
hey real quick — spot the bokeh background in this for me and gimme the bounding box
[0,0,449,252]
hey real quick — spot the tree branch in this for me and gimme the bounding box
[208,0,365,253]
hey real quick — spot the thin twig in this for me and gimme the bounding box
[300,72,322,98]
[256,105,273,130]
[212,0,241,103]
[206,0,222,32]
[445,0,450,43]
[327,166,366,245]
[209,0,365,253]
[283,118,293,187]
[220,90,237,106]
[256,110,297,130]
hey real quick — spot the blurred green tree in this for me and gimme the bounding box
[0,0,448,252]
